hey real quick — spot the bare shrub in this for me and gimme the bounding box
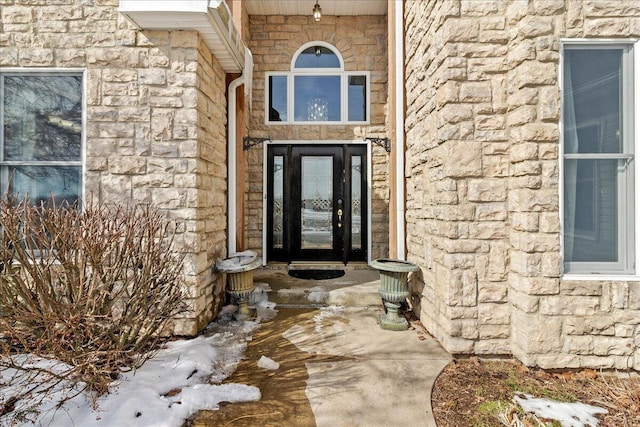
[0,197,187,420]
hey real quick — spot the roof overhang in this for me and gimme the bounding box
[118,0,245,73]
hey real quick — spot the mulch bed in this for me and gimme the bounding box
[431,357,640,427]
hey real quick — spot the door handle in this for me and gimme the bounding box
[337,208,343,228]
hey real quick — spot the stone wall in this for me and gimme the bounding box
[405,0,640,370]
[246,14,389,260]
[507,0,640,371]
[1,0,229,335]
[405,0,511,355]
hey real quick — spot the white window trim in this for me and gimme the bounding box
[264,41,370,125]
[0,68,87,204]
[292,41,345,71]
[560,39,640,279]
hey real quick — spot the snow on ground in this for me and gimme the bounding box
[514,393,608,427]
[0,303,277,427]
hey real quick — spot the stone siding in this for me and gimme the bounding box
[405,0,640,370]
[405,0,511,355]
[1,0,229,335]
[507,0,640,371]
[246,14,389,260]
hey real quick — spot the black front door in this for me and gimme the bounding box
[267,144,367,263]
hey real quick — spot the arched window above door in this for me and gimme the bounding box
[293,43,342,69]
[266,41,369,124]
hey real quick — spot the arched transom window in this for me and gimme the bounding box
[266,42,370,124]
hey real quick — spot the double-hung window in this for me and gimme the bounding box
[0,71,83,205]
[562,42,635,275]
[266,42,370,124]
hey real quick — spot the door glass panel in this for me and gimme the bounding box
[294,76,341,121]
[351,156,362,250]
[301,156,333,249]
[273,156,284,249]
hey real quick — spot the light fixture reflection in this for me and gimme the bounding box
[313,2,322,22]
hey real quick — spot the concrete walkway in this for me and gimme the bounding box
[192,267,451,427]
[287,306,451,426]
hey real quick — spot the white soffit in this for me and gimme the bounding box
[244,0,388,16]
[118,0,245,73]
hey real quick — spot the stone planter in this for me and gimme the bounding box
[370,258,419,331]
[215,252,262,320]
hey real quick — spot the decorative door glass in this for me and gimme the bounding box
[301,156,333,249]
[273,155,284,249]
[351,155,362,250]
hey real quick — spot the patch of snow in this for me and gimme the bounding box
[1,315,263,427]
[308,289,329,303]
[255,299,278,322]
[330,281,356,286]
[514,393,608,427]
[215,250,258,270]
[249,282,271,306]
[257,356,280,370]
[313,305,344,333]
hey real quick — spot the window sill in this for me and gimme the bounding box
[562,274,640,282]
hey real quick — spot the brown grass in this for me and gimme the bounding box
[432,357,640,427]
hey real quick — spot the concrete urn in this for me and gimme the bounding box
[215,251,262,320]
[370,258,419,331]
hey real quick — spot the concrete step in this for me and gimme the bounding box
[250,268,382,308]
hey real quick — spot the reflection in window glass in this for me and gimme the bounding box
[9,165,82,206]
[294,76,341,121]
[294,46,340,68]
[1,73,83,205]
[348,75,367,122]
[301,156,333,249]
[351,156,362,250]
[273,156,284,249]
[3,75,82,161]
[564,159,618,262]
[268,75,287,122]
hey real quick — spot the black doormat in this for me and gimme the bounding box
[288,269,345,280]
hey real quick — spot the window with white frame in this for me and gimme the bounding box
[0,71,83,205]
[266,42,369,124]
[562,42,635,275]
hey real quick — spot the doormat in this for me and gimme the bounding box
[288,269,345,280]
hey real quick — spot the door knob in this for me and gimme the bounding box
[337,208,343,227]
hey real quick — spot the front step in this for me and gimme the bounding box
[251,268,382,308]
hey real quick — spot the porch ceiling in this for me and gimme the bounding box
[244,0,388,16]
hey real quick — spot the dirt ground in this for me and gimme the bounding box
[431,357,640,427]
